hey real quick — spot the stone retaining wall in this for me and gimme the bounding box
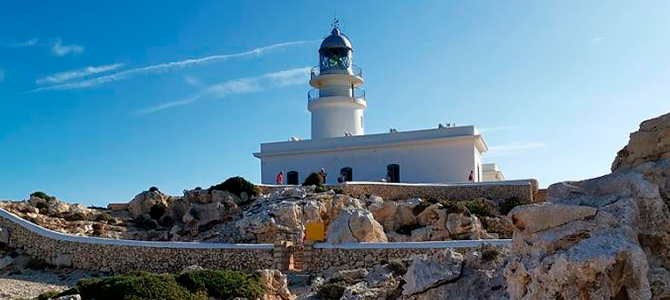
[258,179,537,202]
[0,209,274,274]
[303,240,511,272]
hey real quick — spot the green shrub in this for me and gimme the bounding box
[302,173,324,187]
[176,269,263,300]
[210,176,259,198]
[385,260,408,276]
[412,202,430,215]
[316,282,347,300]
[463,198,497,218]
[439,201,470,216]
[30,191,53,201]
[500,197,529,215]
[481,247,500,262]
[314,186,327,193]
[77,272,206,300]
[149,203,167,220]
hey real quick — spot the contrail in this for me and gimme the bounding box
[131,66,310,116]
[29,40,318,93]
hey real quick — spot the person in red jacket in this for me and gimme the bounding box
[276,171,284,185]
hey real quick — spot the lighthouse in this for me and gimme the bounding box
[308,27,366,140]
[254,24,505,185]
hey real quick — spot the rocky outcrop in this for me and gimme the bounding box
[612,112,670,172]
[326,208,388,244]
[402,249,463,295]
[257,269,295,300]
[128,189,172,218]
[505,112,670,300]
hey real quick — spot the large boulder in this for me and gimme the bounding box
[327,208,388,244]
[504,164,670,299]
[612,112,670,172]
[128,189,171,218]
[402,249,464,296]
[256,269,295,300]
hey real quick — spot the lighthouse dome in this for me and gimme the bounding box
[319,28,353,52]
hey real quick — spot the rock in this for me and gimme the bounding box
[327,208,387,244]
[128,189,171,218]
[256,269,295,300]
[504,152,670,299]
[330,268,369,283]
[508,203,597,234]
[180,265,204,274]
[0,227,8,244]
[54,253,73,267]
[446,213,487,240]
[402,249,464,295]
[612,112,670,172]
[0,256,14,269]
[182,202,226,229]
[367,197,420,232]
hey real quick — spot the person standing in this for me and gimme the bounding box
[319,168,328,184]
[468,170,474,182]
[276,171,284,185]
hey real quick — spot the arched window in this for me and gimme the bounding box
[340,167,353,182]
[287,171,299,185]
[386,164,400,183]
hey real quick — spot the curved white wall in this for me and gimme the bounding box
[309,97,365,140]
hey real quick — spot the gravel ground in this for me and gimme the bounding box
[0,269,100,300]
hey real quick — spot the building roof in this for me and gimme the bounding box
[319,28,353,52]
[254,126,488,158]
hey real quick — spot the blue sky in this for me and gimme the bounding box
[1,1,668,206]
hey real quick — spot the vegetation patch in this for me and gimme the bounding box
[439,201,471,216]
[463,198,497,218]
[500,197,530,215]
[210,176,259,198]
[316,282,347,300]
[481,247,501,262]
[303,172,324,187]
[30,191,54,201]
[176,269,263,300]
[75,272,206,300]
[385,260,408,276]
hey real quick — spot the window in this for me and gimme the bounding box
[287,171,299,185]
[340,167,353,182]
[386,164,400,183]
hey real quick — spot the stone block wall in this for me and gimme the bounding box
[303,240,510,272]
[259,180,537,202]
[0,209,274,273]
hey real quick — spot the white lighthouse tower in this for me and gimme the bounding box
[308,27,366,140]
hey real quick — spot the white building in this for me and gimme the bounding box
[254,27,504,185]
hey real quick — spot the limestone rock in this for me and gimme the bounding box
[612,112,670,172]
[327,208,387,244]
[504,156,670,299]
[446,213,487,240]
[508,203,597,234]
[128,189,171,218]
[256,269,295,300]
[402,249,464,295]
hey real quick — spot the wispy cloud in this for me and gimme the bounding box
[0,69,4,83]
[31,40,318,93]
[36,63,125,85]
[4,38,38,47]
[479,126,518,133]
[183,75,201,86]
[51,38,84,56]
[588,36,606,47]
[488,142,547,157]
[132,66,310,116]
